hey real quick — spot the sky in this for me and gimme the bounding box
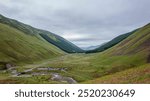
[0,0,150,48]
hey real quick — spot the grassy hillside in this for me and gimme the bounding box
[0,14,149,84]
[0,14,84,53]
[107,24,150,55]
[86,29,138,53]
[84,64,150,84]
[0,23,149,84]
[39,23,150,83]
[40,33,84,53]
[0,23,64,65]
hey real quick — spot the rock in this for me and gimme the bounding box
[11,70,22,76]
[51,73,63,81]
[37,67,67,72]
[58,68,67,72]
[5,63,15,70]
[51,73,77,84]
[63,77,77,84]
[5,64,12,69]
[48,67,59,71]
[11,70,18,74]
[37,67,49,71]
[24,67,37,74]
[12,74,32,78]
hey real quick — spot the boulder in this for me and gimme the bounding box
[5,63,12,69]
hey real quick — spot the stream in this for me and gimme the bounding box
[8,67,77,84]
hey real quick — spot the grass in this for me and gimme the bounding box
[84,64,150,84]
[44,51,148,83]
[0,23,64,64]
[0,14,84,53]
[0,18,150,84]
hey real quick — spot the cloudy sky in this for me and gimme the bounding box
[0,0,150,48]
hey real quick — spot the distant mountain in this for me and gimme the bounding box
[0,14,84,53]
[82,43,106,50]
[86,29,138,53]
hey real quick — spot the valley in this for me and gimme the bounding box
[0,14,150,84]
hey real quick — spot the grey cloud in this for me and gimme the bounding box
[0,0,150,47]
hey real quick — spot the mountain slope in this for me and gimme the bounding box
[86,29,138,53]
[42,23,150,83]
[107,23,150,56]
[39,33,84,53]
[0,23,64,65]
[0,14,84,53]
[83,23,150,83]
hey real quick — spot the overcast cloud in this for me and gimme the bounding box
[0,0,150,47]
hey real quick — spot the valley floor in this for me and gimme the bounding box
[0,53,149,84]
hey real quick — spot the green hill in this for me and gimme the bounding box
[39,33,84,53]
[83,23,150,83]
[0,14,149,84]
[0,23,64,65]
[43,23,150,84]
[107,23,150,55]
[86,29,138,53]
[0,14,84,53]
[85,64,150,84]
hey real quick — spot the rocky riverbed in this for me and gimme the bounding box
[5,65,77,84]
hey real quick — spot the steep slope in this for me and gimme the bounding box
[86,29,138,53]
[0,14,84,53]
[107,24,150,56]
[39,33,84,53]
[0,23,64,65]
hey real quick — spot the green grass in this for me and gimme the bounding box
[0,15,150,84]
[84,64,150,84]
[0,23,64,64]
[86,29,138,53]
[0,14,84,53]
[44,51,148,83]
[107,24,150,55]
[41,23,150,83]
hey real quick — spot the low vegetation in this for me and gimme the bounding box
[0,14,150,84]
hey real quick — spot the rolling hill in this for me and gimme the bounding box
[0,14,84,53]
[0,14,149,84]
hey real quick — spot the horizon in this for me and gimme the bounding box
[0,0,150,48]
